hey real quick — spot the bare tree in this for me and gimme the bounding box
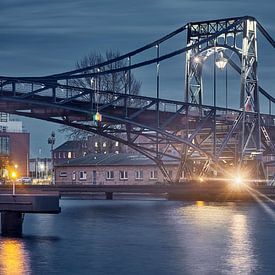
[59,50,141,143]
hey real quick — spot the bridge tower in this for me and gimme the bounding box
[184,17,263,180]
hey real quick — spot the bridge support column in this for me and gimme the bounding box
[1,211,24,237]
[105,192,113,200]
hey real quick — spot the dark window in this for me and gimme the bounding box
[119,171,128,180]
[0,136,9,155]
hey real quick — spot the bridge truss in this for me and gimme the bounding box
[0,16,274,183]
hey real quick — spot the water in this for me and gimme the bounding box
[0,198,275,274]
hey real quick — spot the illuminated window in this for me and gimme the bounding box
[150,170,158,179]
[72,171,76,180]
[106,171,114,180]
[119,171,128,180]
[135,170,143,180]
[79,171,87,180]
[68,152,72,159]
[115,141,119,147]
[95,142,98,147]
[103,142,106,147]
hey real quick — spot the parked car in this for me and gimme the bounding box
[20,177,32,184]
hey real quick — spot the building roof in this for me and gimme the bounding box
[54,140,83,152]
[55,153,176,167]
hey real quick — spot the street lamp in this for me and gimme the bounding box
[215,51,228,70]
[48,131,55,185]
[11,170,17,196]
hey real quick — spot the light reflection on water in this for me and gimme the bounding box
[226,214,257,274]
[171,201,258,274]
[0,199,272,274]
[0,239,30,275]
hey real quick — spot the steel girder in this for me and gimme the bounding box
[0,82,273,182]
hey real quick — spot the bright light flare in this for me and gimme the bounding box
[231,174,246,188]
[194,56,200,63]
[11,171,17,179]
[234,176,243,185]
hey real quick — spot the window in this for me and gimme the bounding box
[58,152,61,158]
[95,142,98,148]
[83,142,87,148]
[72,171,76,180]
[0,126,7,132]
[103,142,106,148]
[150,170,158,179]
[68,152,72,159]
[92,170,96,185]
[0,136,9,155]
[106,171,114,180]
[63,152,66,158]
[135,170,143,180]
[59,171,67,177]
[119,171,128,180]
[115,141,119,147]
[79,171,87,180]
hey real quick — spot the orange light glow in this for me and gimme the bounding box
[0,240,30,274]
[196,201,205,207]
[11,171,17,179]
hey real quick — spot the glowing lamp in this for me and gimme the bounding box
[215,52,227,69]
[194,56,201,63]
[93,112,102,122]
[11,171,17,179]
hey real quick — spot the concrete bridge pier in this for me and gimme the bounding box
[105,192,113,200]
[1,211,24,237]
[0,194,60,237]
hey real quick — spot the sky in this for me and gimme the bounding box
[0,0,274,157]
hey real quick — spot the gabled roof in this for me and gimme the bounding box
[54,141,82,152]
[55,153,177,167]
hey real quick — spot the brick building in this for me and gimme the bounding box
[54,153,182,185]
[53,133,179,166]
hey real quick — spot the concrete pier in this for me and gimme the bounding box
[1,211,24,237]
[105,192,113,200]
[0,194,60,237]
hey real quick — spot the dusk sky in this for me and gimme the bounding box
[0,0,274,157]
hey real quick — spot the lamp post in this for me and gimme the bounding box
[48,131,55,185]
[11,170,17,196]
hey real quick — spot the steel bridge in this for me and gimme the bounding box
[0,16,274,183]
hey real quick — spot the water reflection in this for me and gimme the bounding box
[226,214,257,274]
[0,239,30,275]
[170,202,234,273]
